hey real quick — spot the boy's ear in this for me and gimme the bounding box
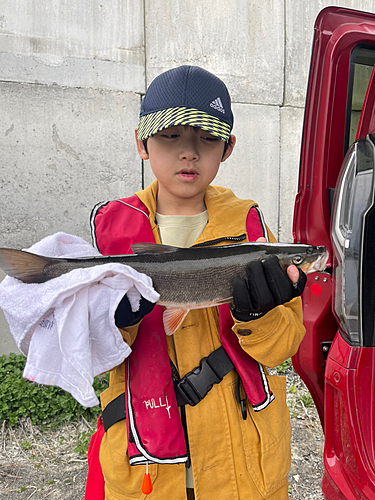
[221,135,236,162]
[135,129,149,160]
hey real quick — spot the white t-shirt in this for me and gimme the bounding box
[156,211,208,248]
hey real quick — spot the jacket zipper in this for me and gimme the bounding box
[192,234,247,247]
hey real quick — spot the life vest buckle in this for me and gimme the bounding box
[174,356,223,406]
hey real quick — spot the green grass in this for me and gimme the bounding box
[276,358,292,373]
[0,353,108,427]
[74,429,96,455]
[297,391,314,408]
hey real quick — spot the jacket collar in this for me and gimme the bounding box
[135,180,258,245]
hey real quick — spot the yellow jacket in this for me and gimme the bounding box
[99,181,305,500]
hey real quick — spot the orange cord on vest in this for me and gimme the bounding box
[141,462,153,495]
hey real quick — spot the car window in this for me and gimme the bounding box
[346,47,375,150]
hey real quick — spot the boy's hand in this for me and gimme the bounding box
[230,238,307,322]
[115,295,155,328]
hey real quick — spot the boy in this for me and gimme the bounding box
[88,66,306,500]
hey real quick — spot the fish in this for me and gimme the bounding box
[0,242,328,335]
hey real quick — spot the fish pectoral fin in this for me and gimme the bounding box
[131,243,179,255]
[163,308,190,336]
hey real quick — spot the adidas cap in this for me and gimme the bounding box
[137,66,233,142]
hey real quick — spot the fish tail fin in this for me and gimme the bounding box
[0,248,54,283]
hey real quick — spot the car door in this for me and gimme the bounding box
[292,6,375,499]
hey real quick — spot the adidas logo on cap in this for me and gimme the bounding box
[210,97,225,114]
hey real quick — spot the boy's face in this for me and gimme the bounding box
[136,125,235,212]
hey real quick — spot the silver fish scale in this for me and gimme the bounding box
[45,260,104,279]
[140,257,250,306]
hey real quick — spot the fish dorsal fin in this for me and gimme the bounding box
[131,243,179,255]
[163,307,190,336]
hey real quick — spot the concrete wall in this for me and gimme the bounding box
[1,0,375,354]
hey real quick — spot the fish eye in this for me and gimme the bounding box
[293,255,303,265]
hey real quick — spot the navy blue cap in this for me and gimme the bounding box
[137,66,233,141]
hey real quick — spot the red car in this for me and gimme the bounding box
[293,6,375,499]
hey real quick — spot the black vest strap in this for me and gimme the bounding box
[101,346,234,432]
[101,393,126,432]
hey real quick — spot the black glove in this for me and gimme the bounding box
[115,294,155,328]
[230,255,307,322]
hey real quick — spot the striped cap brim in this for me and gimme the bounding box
[137,107,232,141]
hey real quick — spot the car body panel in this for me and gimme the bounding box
[324,334,375,499]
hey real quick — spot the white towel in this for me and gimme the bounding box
[0,232,160,407]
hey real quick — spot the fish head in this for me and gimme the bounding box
[278,245,329,275]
